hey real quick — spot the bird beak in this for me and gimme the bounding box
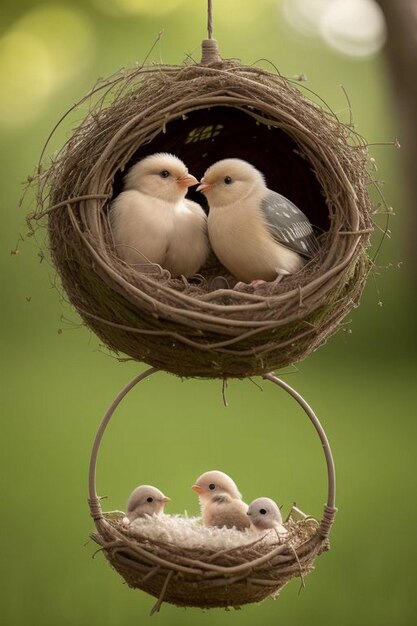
[162,496,171,504]
[177,174,199,189]
[196,178,214,193]
[192,484,203,494]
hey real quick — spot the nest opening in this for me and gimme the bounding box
[34,60,374,378]
[111,106,330,234]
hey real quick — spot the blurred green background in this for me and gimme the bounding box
[1,1,416,625]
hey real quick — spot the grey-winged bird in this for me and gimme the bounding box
[110,153,209,278]
[192,470,250,530]
[247,497,288,537]
[198,158,317,285]
[125,485,171,523]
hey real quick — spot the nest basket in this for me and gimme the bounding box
[31,38,374,379]
[88,369,337,612]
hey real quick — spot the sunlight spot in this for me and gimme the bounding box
[282,0,334,36]
[320,0,386,58]
[0,5,95,127]
[281,0,386,58]
[15,5,95,85]
[0,31,54,126]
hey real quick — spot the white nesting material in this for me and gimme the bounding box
[126,513,279,550]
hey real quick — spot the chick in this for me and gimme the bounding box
[192,470,250,530]
[110,153,209,278]
[247,497,288,537]
[198,158,317,284]
[125,485,170,523]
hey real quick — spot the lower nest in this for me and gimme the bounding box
[91,515,327,610]
[33,60,374,378]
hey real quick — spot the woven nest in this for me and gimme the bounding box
[32,41,374,379]
[87,370,337,613]
[90,511,328,611]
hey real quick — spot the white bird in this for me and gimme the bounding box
[247,497,288,537]
[110,153,209,278]
[197,158,317,285]
[192,470,250,530]
[125,484,171,523]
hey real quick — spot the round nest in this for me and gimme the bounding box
[32,41,374,379]
[90,510,330,611]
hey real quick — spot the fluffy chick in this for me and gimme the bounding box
[198,158,317,284]
[247,497,288,536]
[110,153,209,277]
[125,485,170,523]
[192,470,250,530]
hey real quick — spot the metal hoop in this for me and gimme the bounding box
[263,373,336,537]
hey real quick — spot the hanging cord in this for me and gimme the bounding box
[208,0,213,39]
[201,0,222,64]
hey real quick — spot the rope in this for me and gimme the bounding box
[201,39,221,64]
[208,0,213,39]
[88,497,104,522]
[201,2,221,65]
[318,504,337,539]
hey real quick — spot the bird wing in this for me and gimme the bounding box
[211,495,232,505]
[260,191,317,258]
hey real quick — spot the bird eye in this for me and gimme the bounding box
[146,497,154,503]
[160,170,170,178]
[259,508,267,515]
[224,176,232,185]
[208,483,216,490]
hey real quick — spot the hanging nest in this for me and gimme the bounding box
[31,40,374,379]
[91,511,328,611]
[88,369,337,613]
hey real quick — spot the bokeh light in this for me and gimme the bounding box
[282,0,334,36]
[320,0,386,58]
[14,5,95,85]
[0,5,95,128]
[282,0,386,58]
[0,31,54,126]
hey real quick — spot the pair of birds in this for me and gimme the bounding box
[125,470,287,536]
[110,153,317,286]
